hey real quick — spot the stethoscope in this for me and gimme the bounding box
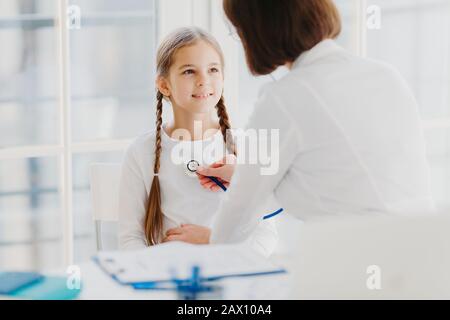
[185,159,283,220]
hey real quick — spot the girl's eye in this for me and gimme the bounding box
[182,69,194,75]
[210,68,219,73]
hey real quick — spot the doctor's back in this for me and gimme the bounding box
[210,0,435,244]
[256,39,435,220]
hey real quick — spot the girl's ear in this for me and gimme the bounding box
[156,77,171,97]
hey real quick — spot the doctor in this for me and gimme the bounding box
[167,0,435,244]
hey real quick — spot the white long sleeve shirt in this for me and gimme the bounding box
[210,39,435,244]
[118,125,278,256]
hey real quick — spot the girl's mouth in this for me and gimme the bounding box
[192,93,213,99]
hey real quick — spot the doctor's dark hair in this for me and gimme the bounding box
[223,0,341,75]
[145,27,236,246]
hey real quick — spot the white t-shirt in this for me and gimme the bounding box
[118,124,278,257]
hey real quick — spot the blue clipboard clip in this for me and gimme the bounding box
[133,265,224,300]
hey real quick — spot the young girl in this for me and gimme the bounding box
[118,27,278,256]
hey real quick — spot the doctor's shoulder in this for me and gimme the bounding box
[254,72,314,111]
[353,54,411,84]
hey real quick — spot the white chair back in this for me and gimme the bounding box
[89,163,121,250]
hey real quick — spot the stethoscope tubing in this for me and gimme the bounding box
[187,159,283,220]
[206,176,284,220]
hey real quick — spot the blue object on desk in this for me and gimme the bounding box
[128,265,224,300]
[12,276,81,300]
[0,272,81,300]
[129,268,286,291]
[0,272,44,295]
[175,266,224,300]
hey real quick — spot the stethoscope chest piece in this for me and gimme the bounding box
[185,159,200,177]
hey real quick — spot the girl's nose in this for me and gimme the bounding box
[196,73,209,87]
[196,79,206,87]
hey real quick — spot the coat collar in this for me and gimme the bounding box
[291,39,344,70]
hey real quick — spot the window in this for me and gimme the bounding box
[0,156,61,270]
[0,1,58,148]
[365,0,450,207]
[0,0,157,268]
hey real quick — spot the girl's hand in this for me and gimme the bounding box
[196,154,236,192]
[162,224,211,244]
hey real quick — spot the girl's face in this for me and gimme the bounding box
[158,40,224,114]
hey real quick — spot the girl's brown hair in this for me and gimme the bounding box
[145,27,235,245]
[223,0,342,75]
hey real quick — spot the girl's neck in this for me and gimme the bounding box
[166,106,219,141]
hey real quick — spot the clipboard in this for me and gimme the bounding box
[94,242,286,287]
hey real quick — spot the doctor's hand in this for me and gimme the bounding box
[162,224,211,245]
[196,154,236,192]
